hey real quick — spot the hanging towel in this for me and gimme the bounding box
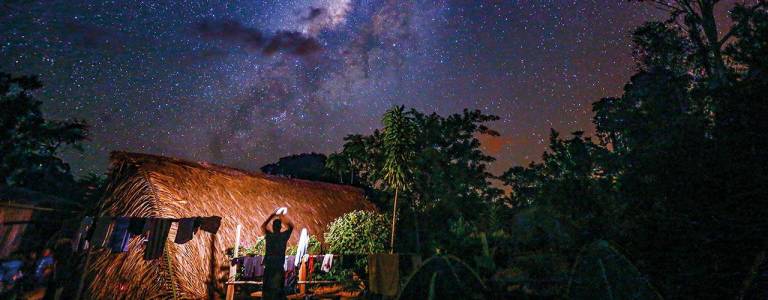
[321,254,334,272]
[294,228,309,267]
[200,216,221,234]
[144,218,172,260]
[174,218,197,244]
[90,217,113,248]
[127,217,146,235]
[73,216,93,251]
[110,217,131,252]
[368,253,399,296]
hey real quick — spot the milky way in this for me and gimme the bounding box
[1,0,668,175]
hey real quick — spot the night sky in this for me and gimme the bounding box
[1,0,671,176]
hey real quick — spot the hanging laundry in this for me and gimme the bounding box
[142,218,156,234]
[200,216,221,234]
[144,218,172,260]
[307,255,316,283]
[284,255,295,272]
[368,253,399,296]
[127,217,146,235]
[110,217,131,252]
[90,217,113,248]
[243,256,264,278]
[294,228,308,267]
[73,216,93,251]
[321,253,333,272]
[174,218,197,244]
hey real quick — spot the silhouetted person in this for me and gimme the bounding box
[261,209,294,300]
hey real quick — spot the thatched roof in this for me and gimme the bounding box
[86,152,375,299]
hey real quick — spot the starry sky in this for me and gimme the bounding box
[1,0,673,176]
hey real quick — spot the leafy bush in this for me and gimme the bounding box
[286,234,322,255]
[324,210,389,254]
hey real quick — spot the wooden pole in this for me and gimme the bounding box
[298,256,307,294]
[225,224,242,300]
[74,248,92,300]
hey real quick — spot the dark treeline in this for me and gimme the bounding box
[262,1,768,298]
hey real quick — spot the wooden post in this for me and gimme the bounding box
[226,224,242,300]
[298,255,307,294]
[74,248,92,300]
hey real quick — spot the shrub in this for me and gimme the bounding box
[324,210,389,254]
[286,234,322,255]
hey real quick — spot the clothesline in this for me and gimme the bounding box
[73,215,222,260]
[0,201,81,213]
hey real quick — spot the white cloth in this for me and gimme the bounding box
[321,253,333,272]
[294,228,309,267]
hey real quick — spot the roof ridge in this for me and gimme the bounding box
[109,151,364,193]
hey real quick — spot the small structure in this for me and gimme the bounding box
[0,188,78,257]
[84,152,376,299]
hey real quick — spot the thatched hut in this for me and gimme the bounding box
[85,152,376,299]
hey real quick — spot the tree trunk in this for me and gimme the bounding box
[699,0,728,87]
[413,202,421,255]
[390,187,399,253]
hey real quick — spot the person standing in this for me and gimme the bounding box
[261,209,294,300]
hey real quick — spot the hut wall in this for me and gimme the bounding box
[0,207,34,257]
[85,152,375,299]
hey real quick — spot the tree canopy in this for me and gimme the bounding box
[0,72,90,198]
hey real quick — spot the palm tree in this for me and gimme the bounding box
[381,105,415,253]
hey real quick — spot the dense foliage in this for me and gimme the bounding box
[0,73,89,197]
[326,108,503,253]
[500,1,768,298]
[323,210,389,255]
[260,153,338,183]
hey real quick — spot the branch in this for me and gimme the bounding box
[717,1,767,46]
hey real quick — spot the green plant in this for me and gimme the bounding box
[241,236,266,256]
[381,105,416,252]
[285,234,322,255]
[324,210,389,254]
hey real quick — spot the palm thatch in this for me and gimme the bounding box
[85,152,375,299]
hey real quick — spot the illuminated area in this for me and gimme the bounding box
[1,1,766,299]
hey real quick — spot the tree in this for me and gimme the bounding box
[260,153,338,183]
[381,105,416,252]
[327,108,502,255]
[502,2,768,297]
[0,72,89,197]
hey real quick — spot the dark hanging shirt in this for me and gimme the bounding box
[127,217,146,235]
[199,216,222,234]
[144,218,172,260]
[89,217,113,248]
[174,218,197,244]
[109,217,131,252]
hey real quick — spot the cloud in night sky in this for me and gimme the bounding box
[194,19,322,57]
